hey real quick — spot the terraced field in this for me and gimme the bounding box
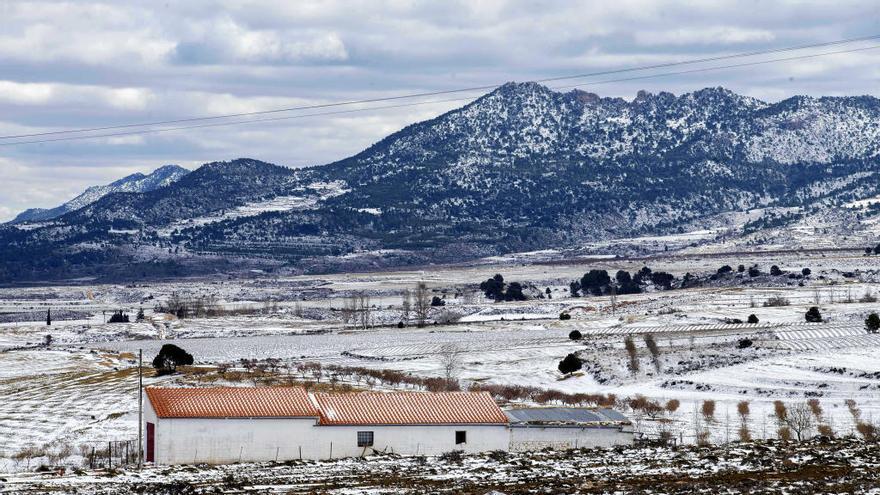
[0,351,148,472]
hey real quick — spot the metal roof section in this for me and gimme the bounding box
[505,407,630,425]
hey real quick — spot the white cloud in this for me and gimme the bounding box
[173,17,348,65]
[0,80,154,110]
[634,27,776,46]
[0,4,175,66]
[0,81,55,105]
[1,0,879,220]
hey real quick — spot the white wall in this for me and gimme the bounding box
[145,400,508,464]
[145,401,322,464]
[509,425,634,452]
[313,424,509,458]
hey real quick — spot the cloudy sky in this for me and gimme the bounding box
[1,0,879,221]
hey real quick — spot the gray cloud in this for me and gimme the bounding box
[1,0,879,221]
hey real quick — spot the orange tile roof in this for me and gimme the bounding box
[313,391,509,425]
[146,387,320,419]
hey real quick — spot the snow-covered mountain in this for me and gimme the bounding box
[2,84,879,282]
[10,164,189,223]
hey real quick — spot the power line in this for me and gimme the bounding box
[552,43,880,92]
[2,42,879,147]
[2,33,880,141]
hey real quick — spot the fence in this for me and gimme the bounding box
[83,439,139,470]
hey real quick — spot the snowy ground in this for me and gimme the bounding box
[0,248,879,481]
[2,438,879,494]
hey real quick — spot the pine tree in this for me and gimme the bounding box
[558,353,583,375]
[866,313,880,334]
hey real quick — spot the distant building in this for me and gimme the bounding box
[506,407,634,451]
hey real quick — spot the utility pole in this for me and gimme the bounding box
[138,348,143,470]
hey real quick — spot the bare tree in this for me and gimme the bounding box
[783,402,814,441]
[401,289,412,324]
[701,400,716,423]
[624,336,639,374]
[436,309,463,325]
[807,399,823,421]
[737,401,751,441]
[414,282,430,327]
[845,399,861,422]
[856,421,876,441]
[340,295,356,325]
[461,289,477,305]
[438,344,462,390]
[341,293,372,329]
[609,285,617,314]
[643,334,661,372]
[356,293,372,330]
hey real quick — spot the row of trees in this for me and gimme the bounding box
[627,395,877,445]
[569,267,675,297]
[400,282,432,327]
[715,264,811,279]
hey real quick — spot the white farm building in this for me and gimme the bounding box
[143,387,632,465]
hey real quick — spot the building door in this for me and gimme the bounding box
[146,422,155,463]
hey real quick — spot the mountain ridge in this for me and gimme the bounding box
[10,164,190,224]
[2,83,879,283]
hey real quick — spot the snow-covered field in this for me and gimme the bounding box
[0,248,879,482]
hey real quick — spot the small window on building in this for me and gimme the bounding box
[455,430,467,445]
[357,431,374,447]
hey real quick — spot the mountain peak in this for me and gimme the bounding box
[8,163,190,224]
[196,158,290,176]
